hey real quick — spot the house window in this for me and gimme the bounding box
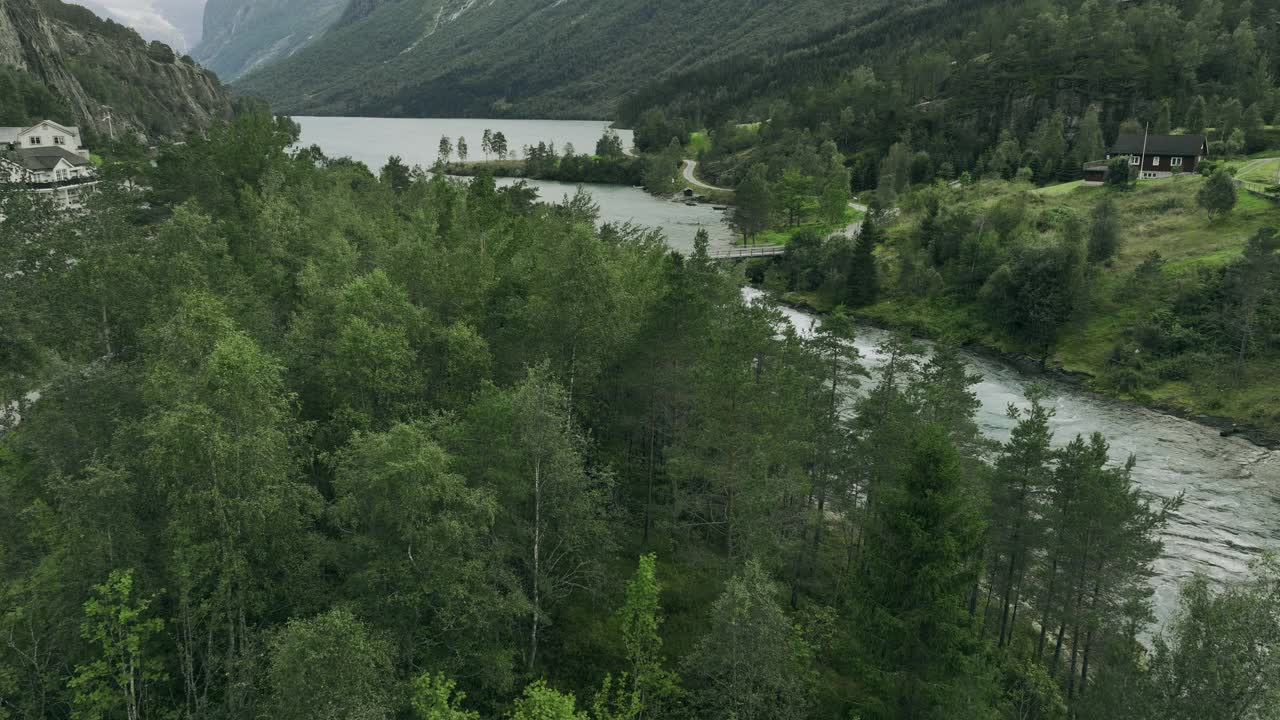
[1152,156,1160,166]
[1130,155,1140,166]
[53,136,65,145]
[1171,157,1183,167]
[28,136,41,145]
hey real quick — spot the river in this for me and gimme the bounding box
[746,288,1280,623]
[297,116,1278,624]
[294,116,735,252]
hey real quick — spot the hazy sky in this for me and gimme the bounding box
[69,0,207,51]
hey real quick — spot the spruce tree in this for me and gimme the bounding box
[853,426,993,720]
[846,218,879,307]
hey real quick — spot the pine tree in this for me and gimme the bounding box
[985,395,1054,648]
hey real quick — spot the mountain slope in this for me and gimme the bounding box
[231,0,884,118]
[622,0,1279,186]
[68,0,204,52]
[194,0,347,82]
[0,0,231,141]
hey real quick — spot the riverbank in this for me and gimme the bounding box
[751,281,1280,450]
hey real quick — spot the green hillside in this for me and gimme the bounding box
[766,174,1280,438]
[622,0,1280,191]
[232,0,883,118]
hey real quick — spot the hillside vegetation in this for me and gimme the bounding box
[0,0,230,141]
[765,174,1280,437]
[231,0,881,118]
[624,0,1280,193]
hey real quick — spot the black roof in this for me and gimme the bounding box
[1110,133,1206,156]
[2,146,92,171]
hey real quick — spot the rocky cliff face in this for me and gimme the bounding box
[0,0,231,143]
[194,0,346,82]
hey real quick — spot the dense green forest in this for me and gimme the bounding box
[623,0,1280,190]
[2,113,1279,720]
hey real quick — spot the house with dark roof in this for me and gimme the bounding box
[1083,132,1208,182]
[1,121,98,209]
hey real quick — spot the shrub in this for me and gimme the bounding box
[1105,157,1133,188]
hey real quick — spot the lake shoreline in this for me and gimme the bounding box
[753,283,1280,451]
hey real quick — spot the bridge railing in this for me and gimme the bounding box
[708,245,787,260]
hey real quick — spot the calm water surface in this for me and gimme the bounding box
[294,116,734,252]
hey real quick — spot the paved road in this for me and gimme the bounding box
[682,159,732,193]
[831,201,870,239]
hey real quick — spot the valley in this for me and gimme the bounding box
[4,0,1280,718]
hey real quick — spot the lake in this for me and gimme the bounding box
[294,116,735,253]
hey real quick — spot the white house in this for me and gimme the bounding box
[0,120,98,209]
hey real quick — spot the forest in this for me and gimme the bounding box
[2,112,1279,720]
[622,0,1280,192]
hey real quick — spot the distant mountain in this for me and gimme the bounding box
[193,0,346,81]
[229,0,881,118]
[0,0,231,142]
[68,0,204,52]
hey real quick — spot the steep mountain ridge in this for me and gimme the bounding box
[0,0,231,141]
[231,0,884,118]
[194,0,348,81]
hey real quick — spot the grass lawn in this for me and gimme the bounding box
[1234,157,1280,184]
[957,176,1273,273]
[1034,179,1086,196]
